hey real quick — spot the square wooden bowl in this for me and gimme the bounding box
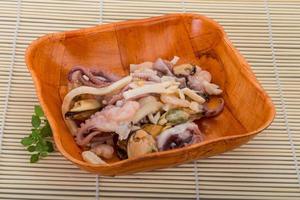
[25,13,275,176]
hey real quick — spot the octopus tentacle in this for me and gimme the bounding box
[90,69,121,82]
[68,66,121,88]
[187,67,211,93]
[153,58,174,76]
[76,131,103,146]
[152,58,186,87]
[157,122,204,151]
[106,85,131,105]
[132,69,161,82]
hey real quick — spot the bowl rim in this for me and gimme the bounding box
[25,13,276,169]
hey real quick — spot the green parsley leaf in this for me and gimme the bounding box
[40,152,48,157]
[46,141,54,153]
[36,141,47,152]
[27,145,36,152]
[31,129,40,139]
[34,105,44,117]
[41,122,52,137]
[21,105,55,163]
[31,115,41,128]
[21,137,33,146]
[30,153,40,163]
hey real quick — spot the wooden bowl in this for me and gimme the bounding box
[25,13,275,176]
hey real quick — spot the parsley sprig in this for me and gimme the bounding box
[21,105,54,163]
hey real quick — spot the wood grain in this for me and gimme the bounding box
[25,13,275,176]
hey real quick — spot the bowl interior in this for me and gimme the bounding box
[26,14,275,168]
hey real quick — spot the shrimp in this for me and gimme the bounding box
[76,101,140,146]
[160,94,190,108]
[91,144,114,159]
[103,101,140,122]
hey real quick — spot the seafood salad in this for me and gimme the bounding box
[62,57,224,164]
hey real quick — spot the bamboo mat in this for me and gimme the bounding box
[0,0,300,199]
